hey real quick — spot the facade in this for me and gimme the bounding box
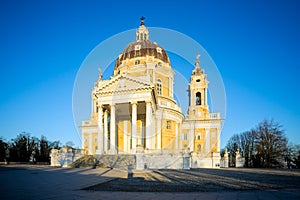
[80,19,223,168]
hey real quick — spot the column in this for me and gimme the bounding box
[91,98,94,113]
[191,89,195,106]
[179,123,182,150]
[168,77,172,97]
[96,105,104,154]
[217,128,220,152]
[205,89,208,105]
[88,133,93,155]
[205,128,210,155]
[151,117,156,149]
[190,124,195,152]
[104,110,108,153]
[110,104,116,154]
[124,120,128,153]
[157,117,162,150]
[175,122,178,151]
[131,102,137,150]
[81,134,84,149]
[146,101,152,150]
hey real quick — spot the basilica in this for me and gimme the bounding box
[80,18,223,168]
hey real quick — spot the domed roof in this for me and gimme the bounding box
[114,40,169,68]
[114,18,169,69]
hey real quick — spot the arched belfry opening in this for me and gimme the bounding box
[196,92,201,105]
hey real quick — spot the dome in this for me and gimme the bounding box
[114,40,169,68]
[114,18,170,69]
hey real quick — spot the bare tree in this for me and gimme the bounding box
[225,119,289,168]
[254,119,287,168]
[0,138,8,161]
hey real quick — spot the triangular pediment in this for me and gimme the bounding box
[95,73,153,94]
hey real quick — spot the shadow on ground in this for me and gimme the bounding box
[83,168,300,192]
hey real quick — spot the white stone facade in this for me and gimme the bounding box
[80,19,223,169]
[50,147,85,167]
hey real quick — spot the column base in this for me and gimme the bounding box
[95,150,104,155]
[107,149,117,155]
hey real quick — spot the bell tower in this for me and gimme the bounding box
[188,54,209,119]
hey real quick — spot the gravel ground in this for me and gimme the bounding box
[84,168,300,192]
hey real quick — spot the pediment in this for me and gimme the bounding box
[95,74,153,94]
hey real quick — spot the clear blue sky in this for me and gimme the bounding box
[0,0,299,148]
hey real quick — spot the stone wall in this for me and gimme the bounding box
[136,153,190,170]
[220,149,245,168]
[191,152,221,168]
[50,146,85,167]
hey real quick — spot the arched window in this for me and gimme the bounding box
[157,79,162,95]
[166,120,171,129]
[197,135,201,140]
[135,60,140,65]
[197,144,201,152]
[196,92,201,105]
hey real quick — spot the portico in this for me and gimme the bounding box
[93,74,157,155]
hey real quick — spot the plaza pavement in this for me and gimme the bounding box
[0,165,299,200]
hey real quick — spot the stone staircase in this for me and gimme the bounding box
[94,155,136,171]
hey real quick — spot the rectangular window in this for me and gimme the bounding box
[166,121,171,129]
[183,133,188,140]
[212,131,216,139]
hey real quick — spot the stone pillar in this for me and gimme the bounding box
[217,128,220,152]
[88,133,93,155]
[81,134,84,150]
[91,98,94,113]
[109,104,116,154]
[146,101,152,150]
[175,122,178,151]
[157,117,162,150]
[96,105,103,154]
[124,120,128,153]
[104,110,108,153]
[205,89,208,105]
[223,148,229,168]
[131,102,137,151]
[189,125,194,152]
[169,77,172,97]
[205,128,210,155]
[235,149,245,167]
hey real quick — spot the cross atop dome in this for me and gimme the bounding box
[140,16,145,25]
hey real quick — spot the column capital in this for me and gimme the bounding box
[130,101,137,105]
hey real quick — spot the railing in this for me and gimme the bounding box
[158,99,182,112]
[184,113,221,120]
[82,120,91,126]
[209,113,220,119]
